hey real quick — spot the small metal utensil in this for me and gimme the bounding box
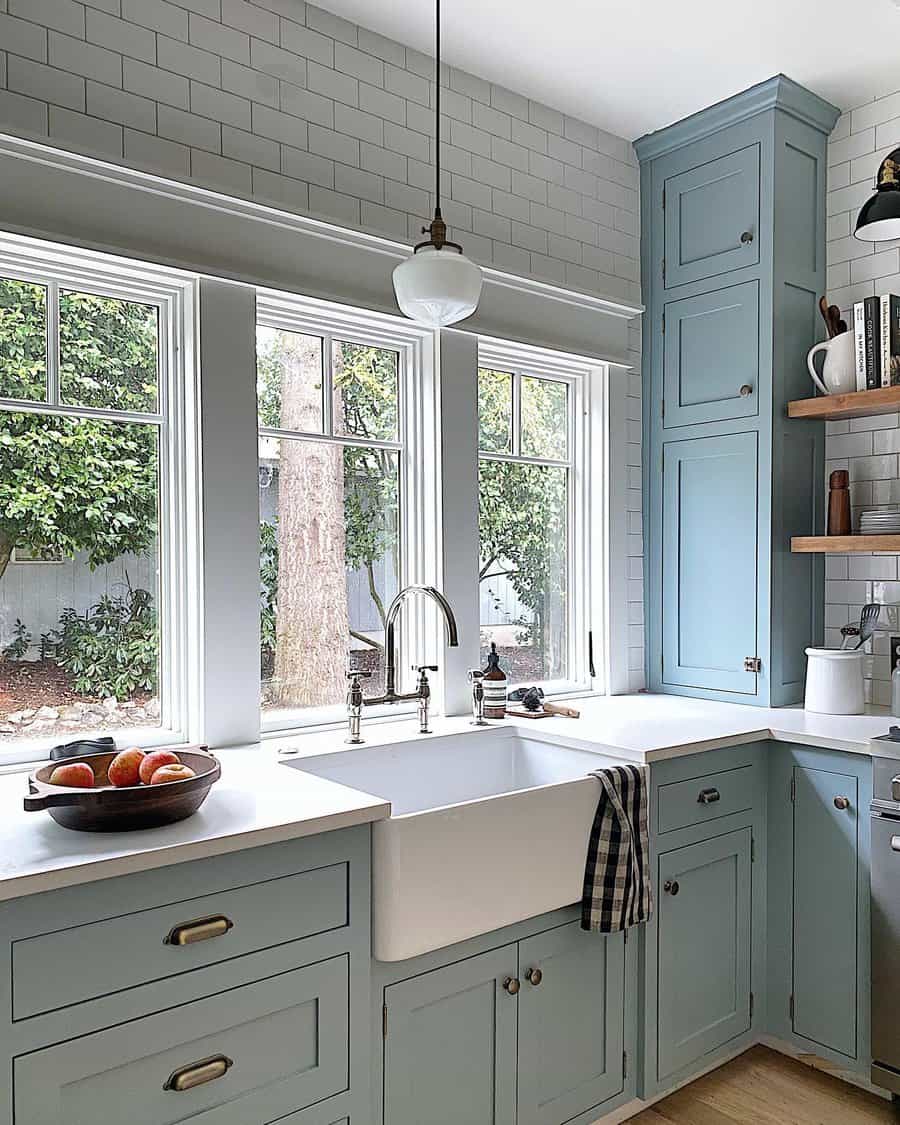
[855,603,881,650]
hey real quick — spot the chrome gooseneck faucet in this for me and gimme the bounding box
[348,584,459,742]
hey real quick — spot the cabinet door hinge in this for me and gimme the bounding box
[661,399,666,419]
[623,927,628,945]
[749,992,754,1020]
[661,257,666,281]
[662,187,666,210]
[382,1003,388,1039]
[751,834,756,863]
[790,775,796,803]
[623,1050,628,1079]
[661,310,666,334]
[789,994,794,1021]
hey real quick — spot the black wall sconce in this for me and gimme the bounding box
[855,147,900,241]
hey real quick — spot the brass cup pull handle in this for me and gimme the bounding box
[165,914,234,946]
[164,1054,233,1092]
[740,230,754,244]
[698,787,721,805]
[503,976,520,996]
[525,967,543,986]
[663,879,680,895]
[834,795,851,811]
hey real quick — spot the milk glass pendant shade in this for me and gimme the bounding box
[855,148,900,241]
[392,0,482,326]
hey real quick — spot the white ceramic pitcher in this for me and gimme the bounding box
[807,331,856,396]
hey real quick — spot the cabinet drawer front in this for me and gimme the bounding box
[664,145,760,288]
[14,956,348,1125]
[663,281,759,428]
[657,765,755,834]
[13,863,347,1020]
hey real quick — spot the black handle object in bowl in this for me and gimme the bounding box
[50,736,116,761]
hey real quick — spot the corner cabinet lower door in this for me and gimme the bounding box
[383,945,518,1125]
[14,957,349,1125]
[657,829,752,1080]
[791,765,859,1058]
[517,922,625,1125]
[661,433,759,695]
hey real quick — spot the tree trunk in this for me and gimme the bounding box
[272,334,349,708]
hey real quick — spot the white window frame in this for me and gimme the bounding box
[255,289,440,736]
[0,234,199,766]
[477,338,605,697]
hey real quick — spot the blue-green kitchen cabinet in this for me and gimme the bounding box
[766,744,872,1077]
[637,76,840,705]
[376,912,634,1125]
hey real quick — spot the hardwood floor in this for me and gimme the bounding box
[630,1046,899,1124]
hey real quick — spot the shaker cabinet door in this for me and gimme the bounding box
[661,432,759,695]
[663,281,760,428]
[663,144,760,288]
[517,922,625,1125]
[657,830,752,1080]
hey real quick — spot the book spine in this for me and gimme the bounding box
[854,301,867,390]
[865,295,881,389]
[892,295,900,386]
[882,295,892,387]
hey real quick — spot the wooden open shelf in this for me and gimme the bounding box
[791,534,900,553]
[787,385,900,421]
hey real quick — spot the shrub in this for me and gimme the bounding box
[2,619,31,660]
[56,581,157,700]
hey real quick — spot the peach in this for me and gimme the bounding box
[139,750,180,785]
[49,761,95,788]
[107,747,145,788]
[149,763,196,785]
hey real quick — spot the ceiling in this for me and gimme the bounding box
[319,0,900,140]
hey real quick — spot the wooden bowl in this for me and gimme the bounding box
[23,747,220,832]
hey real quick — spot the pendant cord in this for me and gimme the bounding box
[434,0,440,216]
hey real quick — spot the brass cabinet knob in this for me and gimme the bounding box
[663,879,680,895]
[834,795,851,811]
[525,967,543,986]
[739,384,753,397]
[740,230,754,244]
[698,787,721,805]
[503,976,520,995]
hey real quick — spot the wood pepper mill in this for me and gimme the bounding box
[827,469,851,536]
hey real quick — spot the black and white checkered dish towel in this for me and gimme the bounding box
[581,764,652,933]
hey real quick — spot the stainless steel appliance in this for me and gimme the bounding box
[871,755,900,1099]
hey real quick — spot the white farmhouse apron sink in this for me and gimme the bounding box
[285,727,622,961]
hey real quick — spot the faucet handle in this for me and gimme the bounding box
[468,669,484,682]
[415,665,439,674]
[347,668,372,679]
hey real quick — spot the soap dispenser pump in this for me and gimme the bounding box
[482,642,507,720]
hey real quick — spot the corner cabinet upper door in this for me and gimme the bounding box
[657,829,752,1081]
[663,281,760,428]
[791,765,859,1058]
[664,145,760,288]
[517,923,625,1125]
[383,945,517,1125]
[662,432,758,695]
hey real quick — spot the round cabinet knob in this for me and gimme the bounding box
[525,967,543,987]
[740,231,754,244]
[503,976,520,996]
[834,795,851,811]
[663,879,680,895]
[739,384,753,397]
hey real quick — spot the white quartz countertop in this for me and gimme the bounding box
[0,692,896,904]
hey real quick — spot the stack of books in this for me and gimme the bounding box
[854,294,900,390]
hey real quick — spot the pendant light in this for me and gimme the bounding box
[392,0,483,326]
[855,147,900,241]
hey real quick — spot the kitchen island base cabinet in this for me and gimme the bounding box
[656,830,752,1081]
[381,920,626,1125]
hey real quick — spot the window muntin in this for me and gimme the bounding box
[0,249,191,761]
[478,356,584,690]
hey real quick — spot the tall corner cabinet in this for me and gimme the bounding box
[636,75,840,706]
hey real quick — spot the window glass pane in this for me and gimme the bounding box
[260,438,400,713]
[60,290,159,413]
[478,367,513,453]
[0,277,47,403]
[332,339,398,442]
[479,460,568,684]
[256,326,324,433]
[0,414,161,743]
[521,376,567,460]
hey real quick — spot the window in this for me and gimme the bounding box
[256,294,436,730]
[478,347,589,691]
[0,241,193,761]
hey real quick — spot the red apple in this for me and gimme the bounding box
[149,763,195,785]
[107,747,145,788]
[139,750,180,785]
[49,761,95,788]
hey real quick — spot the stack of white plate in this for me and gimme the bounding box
[859,510,900,534]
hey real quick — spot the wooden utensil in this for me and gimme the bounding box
[505,701,581,719]
[23,746,220,832]
[819,296,834,338]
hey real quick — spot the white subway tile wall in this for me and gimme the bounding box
[0,0,646,690]
[826,86,900,704]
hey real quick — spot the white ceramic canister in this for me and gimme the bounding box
[804,648,865,715]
